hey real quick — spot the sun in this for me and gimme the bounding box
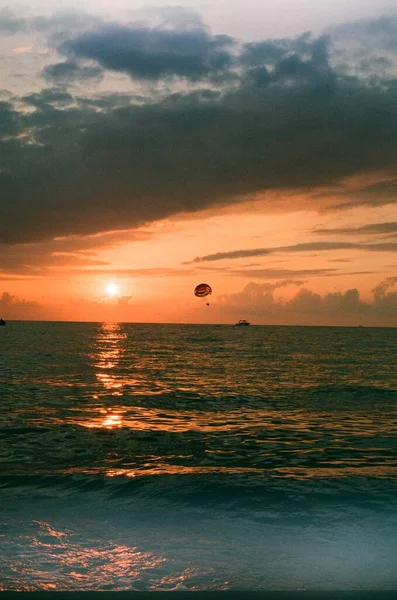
[105,283,118,297]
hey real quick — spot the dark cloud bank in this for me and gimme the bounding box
[2,10,397,244]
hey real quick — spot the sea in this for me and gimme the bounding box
[0,321,396,592]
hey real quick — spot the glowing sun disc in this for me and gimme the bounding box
[106,283,118,297]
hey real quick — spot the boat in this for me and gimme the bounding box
[235,319,250,326]
[0,318,6,326]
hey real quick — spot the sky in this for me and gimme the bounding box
[1,0,397,325]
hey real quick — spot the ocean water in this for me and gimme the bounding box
[0,321,396,591]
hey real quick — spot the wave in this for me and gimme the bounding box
[2,471,397,515]
[305,384,397,403]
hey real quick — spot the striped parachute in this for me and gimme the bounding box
[194,283,212,298]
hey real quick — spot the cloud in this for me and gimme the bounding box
[217,277,397,323]
[372,275,397,298]
[0,291,47,320]
[216,280,301,314]
[48,267,198,278]
[43,60,103,84]
[3,14,397,243]
[138,6,206,30]
[330,15,397,55]
[328,178,397,210]
[0,100,22,136]
[329,258,352,262]
[190,241,397,263]
[0,264,196,279]
[286,287,366,315]
[59,23,236,82]
[313,221,397,235]
[228,268,336,279]
[0,252,108,274]
[0,7,27,33]
[0,229,152,275]
[0,7,101,35]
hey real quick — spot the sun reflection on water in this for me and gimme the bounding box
[94,322,126,394]
[86,322,128,429]
[2,519,168,591]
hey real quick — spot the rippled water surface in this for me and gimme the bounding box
[0,322,396,590]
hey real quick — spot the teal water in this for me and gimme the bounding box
[0,322,396,591]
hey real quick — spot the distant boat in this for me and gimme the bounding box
[0,318,6,326]
[235,319,250,326]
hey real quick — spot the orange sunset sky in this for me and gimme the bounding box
[1,0,397,325]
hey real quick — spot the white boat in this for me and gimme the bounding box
[235,319,250,326]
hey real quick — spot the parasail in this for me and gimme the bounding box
[194,283,212,298]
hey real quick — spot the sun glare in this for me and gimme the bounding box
[106,283,118,297]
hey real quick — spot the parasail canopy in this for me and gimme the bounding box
[194,283,212,298]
